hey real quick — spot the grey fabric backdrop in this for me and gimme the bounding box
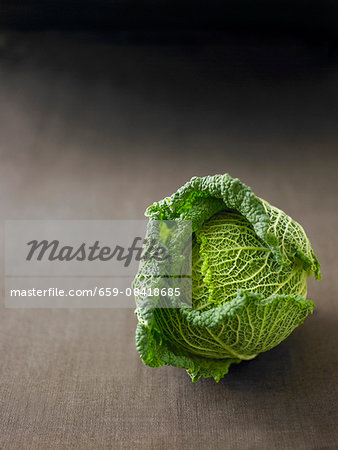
[0,33,337,449]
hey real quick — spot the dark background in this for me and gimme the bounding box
[1,0,338,41]
[0,2,337,449]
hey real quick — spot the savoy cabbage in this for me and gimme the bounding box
[134,174,321,382]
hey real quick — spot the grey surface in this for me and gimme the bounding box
[0,33,337,449]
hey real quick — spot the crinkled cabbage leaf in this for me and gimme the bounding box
[134,174,321,382]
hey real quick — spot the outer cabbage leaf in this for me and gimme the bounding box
[136,291,314,382]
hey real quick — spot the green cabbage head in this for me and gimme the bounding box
[134,174,321,382]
